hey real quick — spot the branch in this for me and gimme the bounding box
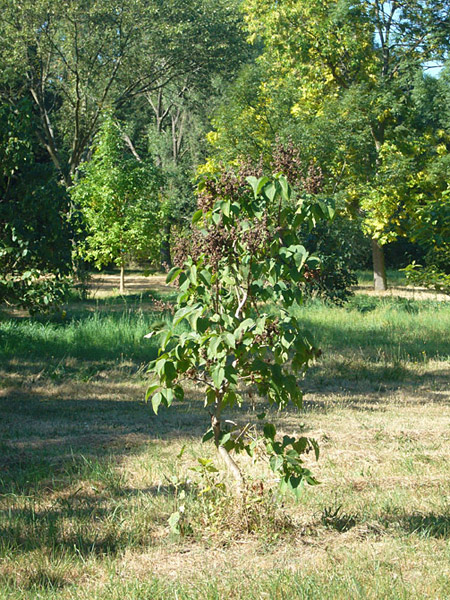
[122,132,142,162]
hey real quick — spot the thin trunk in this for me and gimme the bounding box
[370,123,388,291]
[119,263,125,294]
[212,401,244,493]
[372,238,387,291]
[160,221,172,270]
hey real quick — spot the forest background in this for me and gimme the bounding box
[1,0,449,309]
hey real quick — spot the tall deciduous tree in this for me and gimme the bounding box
[0,0,246,188]
[229,0,450,289]
[0,98,72,311]
[71,116,161,292]
[117,0,248,268]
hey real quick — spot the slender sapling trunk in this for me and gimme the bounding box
[119,263,125,294]
[212,397,244,493]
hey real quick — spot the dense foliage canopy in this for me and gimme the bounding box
[1,0,449,310]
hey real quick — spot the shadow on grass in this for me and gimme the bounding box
[403,513,450,538]
[0,386,208,495]
[381,511,450,539]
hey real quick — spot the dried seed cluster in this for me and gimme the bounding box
[271,137,323,193]
[254,320,280,346]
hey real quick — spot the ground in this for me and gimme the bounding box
[0,272,449,599]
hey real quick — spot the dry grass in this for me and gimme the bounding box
[0,275,449,599]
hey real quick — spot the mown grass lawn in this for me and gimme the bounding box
[0,280,449,599]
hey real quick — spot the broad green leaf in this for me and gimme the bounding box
[263,422,276,440]
[192,209,203,224]
[168,511,181,534]
[166,266,182,284]
[151,391,162,414]
[269,455,284,472]
[222,332,236,349]
[145,382,160,401]
[202,429,214,443]
[212,366,225,388]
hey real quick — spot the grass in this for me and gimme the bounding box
[0,281,449,599]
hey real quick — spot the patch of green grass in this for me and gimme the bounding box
[0,310,164,366]
[1,294,448,377]
[296,296,450,366]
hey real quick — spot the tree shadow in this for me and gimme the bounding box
[381,511,450,539]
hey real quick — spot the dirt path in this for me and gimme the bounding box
[88,272,448,301]
[88,273,169,297]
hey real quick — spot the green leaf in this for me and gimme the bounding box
[151,392,162,414]
[220,200,231,217]
[222,332,236,349]
[174,386,184,401]
[306,256,321,269]
[188,264,197,285]
[168,511,181,534]
[145,382,160,401]
[207,335,222,358]
[278,176,291,201]
[264,181,278,202]
[220,432,231,445]
[161,387,175,407]
[263,423,276,440]
[202,429,214,443]
[205,388,216,406]
[166,266,182,284]
[269,455,284,472]
[155,358,166,377]
[212,366,225,388]
[192,209,203,224]
[246,175,269,198]
[164,360,177,383]
[198,269,212,286]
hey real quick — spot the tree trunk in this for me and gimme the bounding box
[370,124,388,291]
[160,221,172,270]
[372,238,387,291]
[212,402,244,493]
[119,263,125,294]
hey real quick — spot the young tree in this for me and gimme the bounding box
[71,116,161,292]
[146,170,334,494]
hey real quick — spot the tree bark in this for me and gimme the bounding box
[160,221,172,270]
[119,263,125,294]
[372,238,387,291]
[212,399,244,493]
[370,122,388,291]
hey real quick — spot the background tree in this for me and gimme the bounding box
[71,116,162,293]
[117,0,249,267]
[0,98,72,311]
[0,0,246,188]
[209,0,450,289]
